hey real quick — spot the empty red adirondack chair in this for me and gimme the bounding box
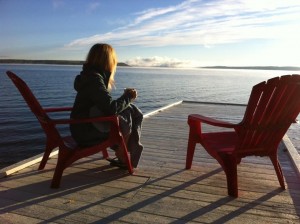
[186,75,300,197]
[6,71,133,188]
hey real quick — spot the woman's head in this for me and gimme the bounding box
[86,43,117,90]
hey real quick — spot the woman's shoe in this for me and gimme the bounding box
[106,157,127,169]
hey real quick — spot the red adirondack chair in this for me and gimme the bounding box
[186,75,300,197]
[6,71,133,188]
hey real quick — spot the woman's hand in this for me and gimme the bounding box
[124,88,137,101]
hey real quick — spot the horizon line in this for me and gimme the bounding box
[0,59,300,71]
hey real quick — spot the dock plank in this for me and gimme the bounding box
[0,101,299,223]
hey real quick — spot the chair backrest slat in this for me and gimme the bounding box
[6,71,62,142]
[251,77,289,148]
[237,75,300,155]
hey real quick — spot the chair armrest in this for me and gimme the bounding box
[188,114,237,128]
[44,107,73,113]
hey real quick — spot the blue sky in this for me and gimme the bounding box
[1,0,300,67]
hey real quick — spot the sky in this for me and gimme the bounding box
[1,0,300,67]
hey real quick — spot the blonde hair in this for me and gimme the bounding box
[86,43,117,91]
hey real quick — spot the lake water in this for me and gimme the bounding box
[0,64,299,168]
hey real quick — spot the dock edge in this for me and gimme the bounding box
[282,135,300,178]
[0,149,58,178]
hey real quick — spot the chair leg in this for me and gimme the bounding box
[102,148,109,159]
[186,133,197,169]
[223,156,238,197]
[39,151,50,170]
[38,140,55,170]
[50,149,70,188]
[51,164,64,188]
[120,138,133,174]
[270,155,285,189]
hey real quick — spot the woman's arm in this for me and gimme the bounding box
[90,75,133,115]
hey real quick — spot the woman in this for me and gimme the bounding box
[70,43,143,168]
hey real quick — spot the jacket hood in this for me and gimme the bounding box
[74,64,111,91]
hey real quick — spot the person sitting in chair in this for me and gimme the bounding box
[70,43,143,168]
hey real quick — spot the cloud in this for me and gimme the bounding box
[64,0,300,48]
[125,56,201,68]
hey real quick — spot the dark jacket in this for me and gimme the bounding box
[70,64,132,147]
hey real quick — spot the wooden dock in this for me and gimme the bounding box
[0,101,300,223]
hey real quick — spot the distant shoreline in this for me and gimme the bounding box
[0,59,129,67]
[201,66,300,71]
[0,59,299,71]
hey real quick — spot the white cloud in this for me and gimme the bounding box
[125,56,201,68]
[64,0,300,48]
